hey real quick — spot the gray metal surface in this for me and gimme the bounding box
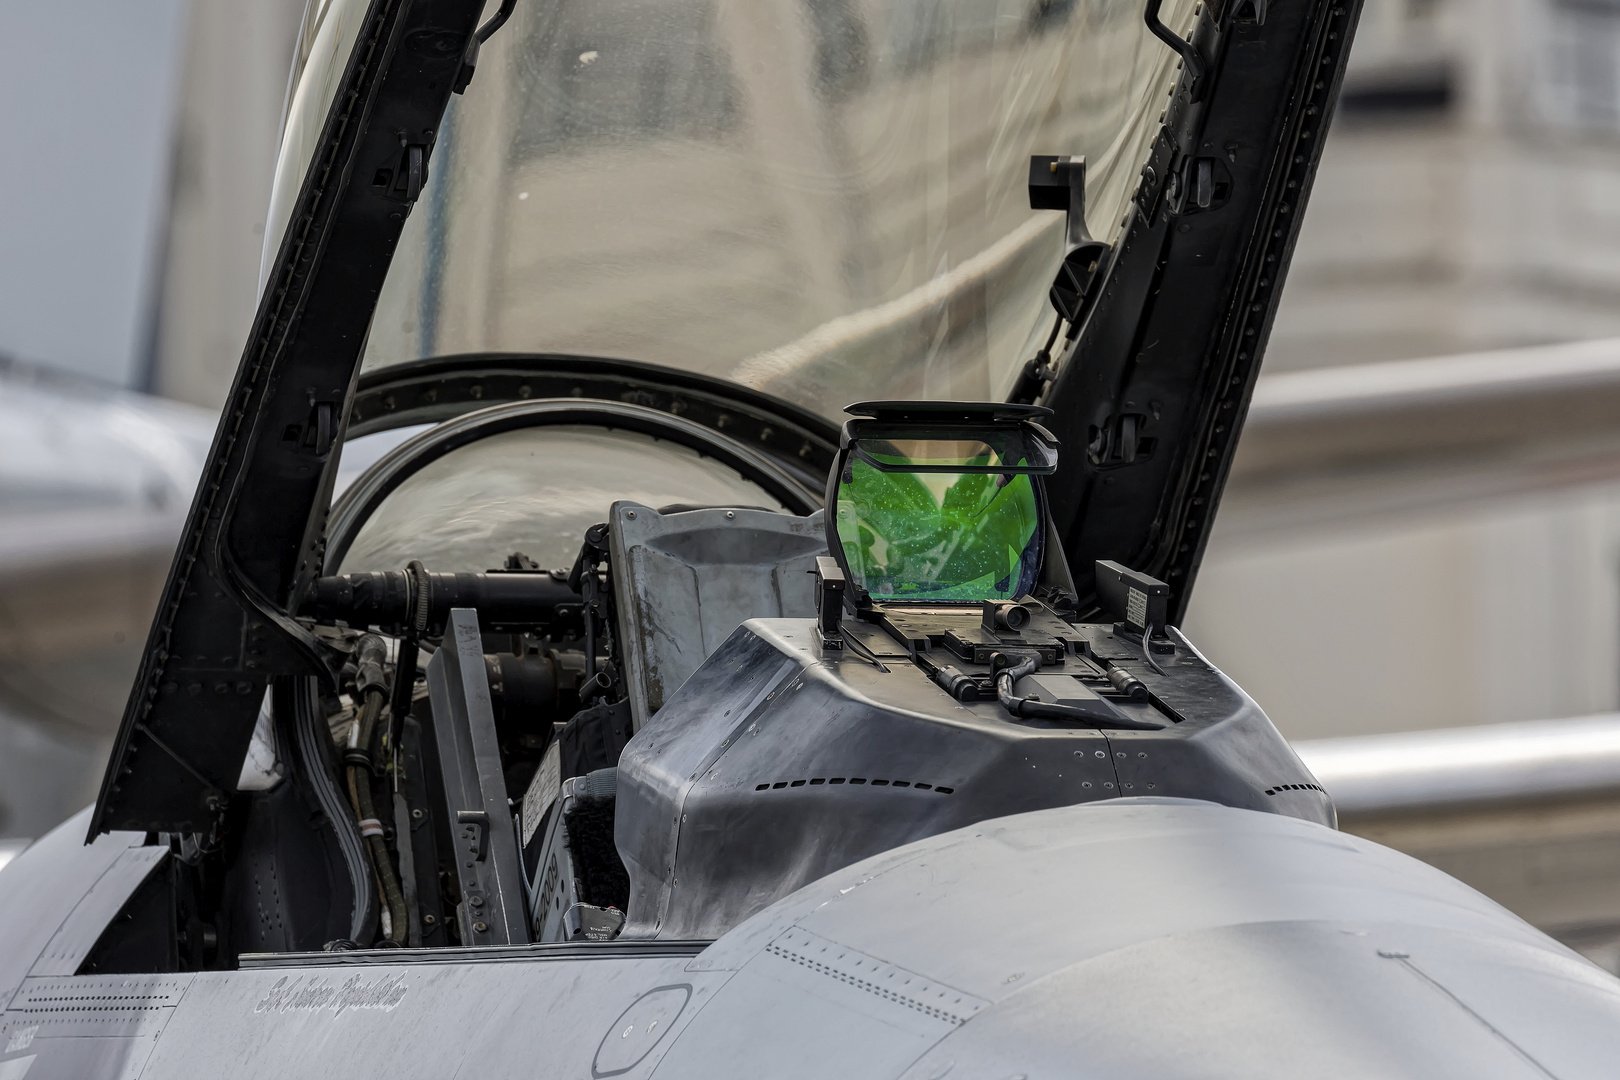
[0,809,143,1002]
[1,796,1618,1078]
[1287,714,1620,968]
[27,845,165,977]
[616,619,1329,940]
[3,972,190,1080]
[424,609,528,946]
[609,503,826,727]
[3,800,1611,1079]
[531,773,586,943]
[657,799,1620,1080]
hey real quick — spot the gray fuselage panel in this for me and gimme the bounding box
[615,617,1328,939]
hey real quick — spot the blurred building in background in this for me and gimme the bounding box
[0,0,303,841]
[1181,0,1620,964]
[1273,0,1620,371]
[152,0,311,410]
[1189,0,1620,736]
[0,2,188,388]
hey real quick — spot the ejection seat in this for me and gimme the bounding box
[607,501,828,728]
[522,502,826,940]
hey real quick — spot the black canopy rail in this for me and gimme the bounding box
[91,0,490,836]
[324,397,826,574]
[346,352,840,496]
[1043,0,1364,625]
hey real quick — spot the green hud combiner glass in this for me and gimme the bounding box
[827,401,1060,605]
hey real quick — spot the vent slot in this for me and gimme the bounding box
[8,976,189,1038]
[1264,783,1325,796]
[753,778,953,794]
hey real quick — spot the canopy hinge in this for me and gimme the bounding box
[1028,155,1112,327]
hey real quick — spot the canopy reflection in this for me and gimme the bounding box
[334,0,1190,420]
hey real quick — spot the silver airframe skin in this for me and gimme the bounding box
[7,797,1620,1078]
[5,0,1620,1076]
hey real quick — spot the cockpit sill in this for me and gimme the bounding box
[239,939,710,969]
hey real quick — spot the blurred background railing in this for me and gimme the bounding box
[7,0,1620,966]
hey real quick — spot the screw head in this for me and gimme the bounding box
[473,921,489,933]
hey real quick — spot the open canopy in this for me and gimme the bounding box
[92,0,1359,833]
[271,0,1191,419]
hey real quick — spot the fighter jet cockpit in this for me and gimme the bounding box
[19,0,1620,1074]
[64,0,1341,973]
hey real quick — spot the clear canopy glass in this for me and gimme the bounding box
[262,0,1195,422]
[262,0,370,292]
[338,425,787,574]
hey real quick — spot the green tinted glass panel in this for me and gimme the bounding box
[835,457,1042,602]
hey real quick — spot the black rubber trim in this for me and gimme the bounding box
[349,353,840,494]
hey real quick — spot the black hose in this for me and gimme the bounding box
[386,562,429,776]
[995,656,1040,711]
[995,657,1166,731]
[284,677,376,945]
[348,689,407,945]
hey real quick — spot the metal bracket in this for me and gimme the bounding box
[453,0,519,94]
[1089,412,1156,467]
[1028,156,1112,326]
[457,809,490,861]
[425,608,530,944]
[811,556,846,650]
[1166,156,1234,217]
[569,522,612,686]
[1145,0,1207,101]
